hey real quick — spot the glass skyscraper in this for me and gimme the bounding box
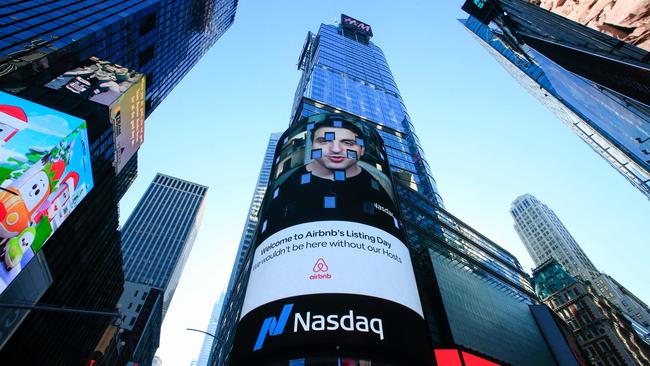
[212,14,579,366]
[122,173,208,316]
[460,0,650,199]
[0,2,237,362]
[1,0,238,114]
[197,292,226,366]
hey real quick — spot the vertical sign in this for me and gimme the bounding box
[231,114,431,364]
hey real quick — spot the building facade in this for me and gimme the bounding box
[533,260,650,365]
[510,194,650,335]
[460,0,650,199]
[211,14,580,366]
[0,1,236,363]
[197,292,226,366]
[121,173,208,316]
[511,194,600,282]
[1,0,238,115]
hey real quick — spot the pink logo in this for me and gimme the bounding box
[313,258,328,272]
[309,258,331,280]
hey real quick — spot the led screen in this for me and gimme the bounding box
[232,114,430,364]
[45,57,145,173]
[0,92,93,294]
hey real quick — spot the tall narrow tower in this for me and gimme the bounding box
[121,173,208,316]
[212,14,579,366]
[510,194,600,281]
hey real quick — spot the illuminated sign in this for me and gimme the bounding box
[461,0,498,25]
[45,57,146,173]
[231,114,430,364]
[341,14,373,37]
[0,92,93,294]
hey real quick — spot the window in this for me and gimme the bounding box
[139,45,155,66]
[311,149,322,159]
[141,292,148,300]
[300,173,311,184]
[134,290,139,297]
[129,317,136,326]
[273,187,279,199]
[324,131,335,140]
[334,170,345,181]
[346,149,357,159]
[136,304,142,313]
[140,12,156,35]
[128,302,133,310]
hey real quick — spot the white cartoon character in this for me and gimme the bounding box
[3,227,35,270]
[0,105,28,146]
[0,160,65,238]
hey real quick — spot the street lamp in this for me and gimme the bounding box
[187,328,217,339]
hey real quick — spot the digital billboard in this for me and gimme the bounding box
[231,114,431,365]
[45,57,145,173]
[0,92,93,294]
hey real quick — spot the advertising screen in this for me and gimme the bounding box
[0,92,93,294]
[45,57,145,172]
[232,114,431,365]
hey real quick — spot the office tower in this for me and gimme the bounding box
[511,194,650,335]
[211,14,580,366]
[197,292,226,366]
[224,133,282,293]
[532,260,650,365]
[511,194,600,282]
[1,0,238,114]
[533,0,650,51]
[0,1,236,364]
[460,0,650,199]
[121,173,208,316]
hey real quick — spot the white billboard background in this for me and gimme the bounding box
[241,220,423,317]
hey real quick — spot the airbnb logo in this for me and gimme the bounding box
[310,258,331,280]
[313,258,328,272]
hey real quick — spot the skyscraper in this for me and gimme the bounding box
[211,14,579,366]
[121,173,208,316]
[460,0,650,199]
[511,194,600,282]
[224,133,282,294]
[197,292,226,366]
[0,1,236,363]
[511,194,650,334]
[1,0,238,114]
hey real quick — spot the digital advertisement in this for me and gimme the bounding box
[231,114,431,365]
[0,92,94,294]
[45,57,146,173]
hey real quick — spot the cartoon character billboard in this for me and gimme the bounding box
[231,114,431,365]
[45,57,145,173]
[0,92,93,294]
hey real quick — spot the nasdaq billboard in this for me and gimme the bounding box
[0,92,93,294]
[231,114,431,364]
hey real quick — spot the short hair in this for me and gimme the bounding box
[310,118,364,142]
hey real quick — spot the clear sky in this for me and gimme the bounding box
[117,1,650,365]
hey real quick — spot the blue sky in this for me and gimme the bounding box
[117,1,650,364]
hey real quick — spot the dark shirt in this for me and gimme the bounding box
[258,165,402,242]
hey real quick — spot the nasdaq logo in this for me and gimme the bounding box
[253,303,294,351]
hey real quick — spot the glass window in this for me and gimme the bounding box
[273,187,279,198]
